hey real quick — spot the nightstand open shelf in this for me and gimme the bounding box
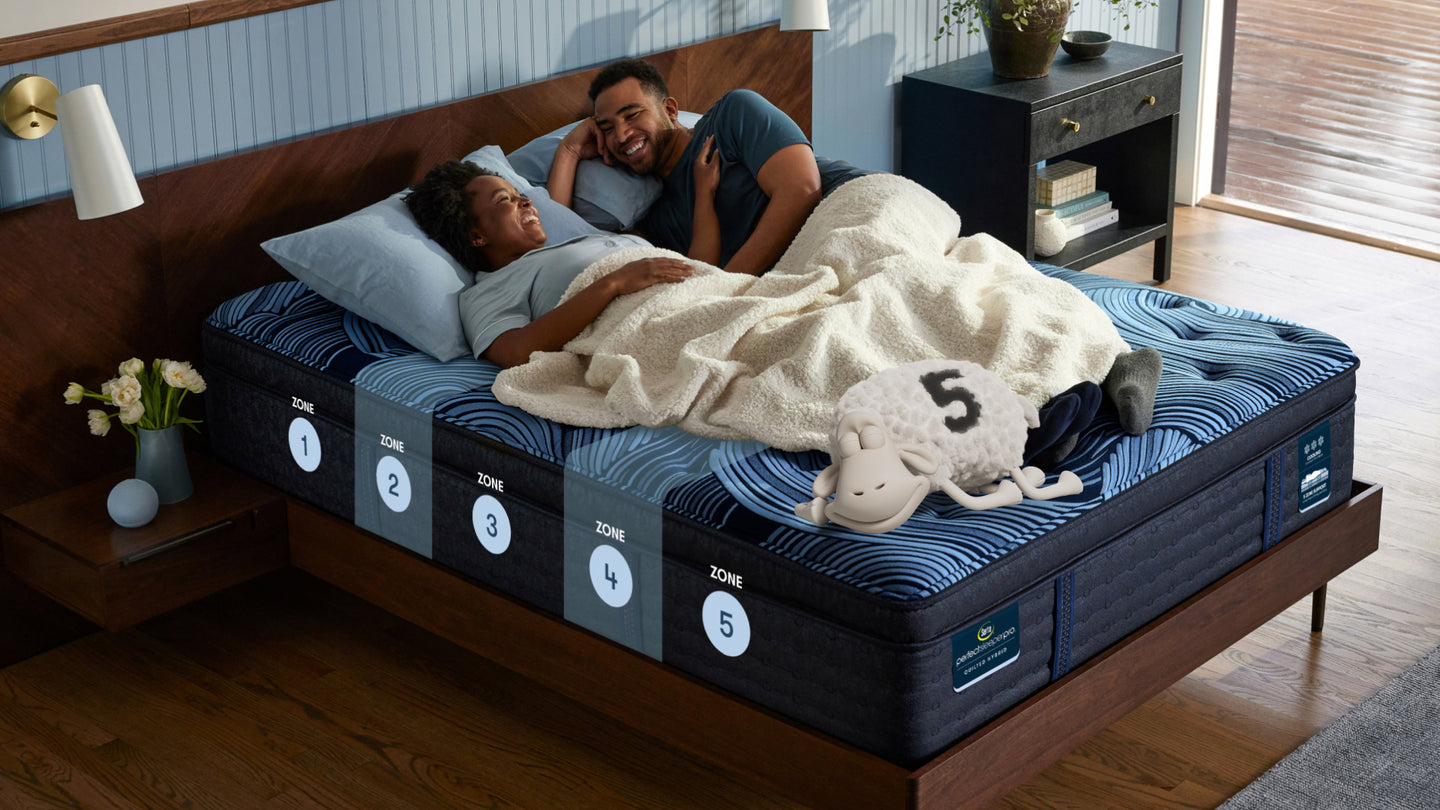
[901,42,1182,282]
[0,454,288,630]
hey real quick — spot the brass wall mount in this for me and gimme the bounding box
[2,74,61,139]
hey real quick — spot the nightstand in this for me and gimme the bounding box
[901,42,1182,282]
[0,454,288,630]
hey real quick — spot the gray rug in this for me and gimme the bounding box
[1220,642,1440,809]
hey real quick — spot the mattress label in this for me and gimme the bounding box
[562,429,672,662]
[354,389,433,558]
[1299,422,1332,513]
[953,602,1020,693]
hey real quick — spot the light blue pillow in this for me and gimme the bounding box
[506,112,702,231]
[260,148,601,361]
[462,145,602,244]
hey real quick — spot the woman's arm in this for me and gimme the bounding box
[484,257,694,368]
[688,135,722,266]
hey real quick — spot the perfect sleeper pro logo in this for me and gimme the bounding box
[953,603,1020,693]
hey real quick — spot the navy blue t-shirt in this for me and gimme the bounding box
[638,89,866,268]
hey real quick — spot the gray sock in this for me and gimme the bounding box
[1103,347,1163,435]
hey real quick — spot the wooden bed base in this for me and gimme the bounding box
[286,479,1382,810]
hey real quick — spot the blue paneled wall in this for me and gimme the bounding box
[813,0,1173,172]
[0,0,781,209]
[1,0,1174,210]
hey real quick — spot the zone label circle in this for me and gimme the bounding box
[588,544,633,608]
[472,494,512,555]
[375,454,411,512]
[702,591,751,657]
[288,416,322,472]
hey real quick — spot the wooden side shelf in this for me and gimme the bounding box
[0,454,289,630]
[288,480,1383,810]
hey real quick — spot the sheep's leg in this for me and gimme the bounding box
[1008,467,1083,501]
[976,467,1044,494]
[794,497,831,526]
[938,478,1023,510]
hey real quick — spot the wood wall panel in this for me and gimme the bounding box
[158,105,457,365]
[0,183,162,509]
[0,26,809,512]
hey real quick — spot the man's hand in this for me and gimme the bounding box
[557,118,611,165]
[694,135,721,199]
[688,136,723,265]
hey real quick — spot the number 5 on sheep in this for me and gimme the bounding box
[794,359,1082,534]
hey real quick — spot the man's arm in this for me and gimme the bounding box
[721,143,821,276]
[548,119,610,210]
[689,135,723,266]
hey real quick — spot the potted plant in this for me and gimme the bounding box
[936,0,1154,78]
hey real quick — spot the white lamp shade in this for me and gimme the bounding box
[55,84,143,220]
[781,0,830,31]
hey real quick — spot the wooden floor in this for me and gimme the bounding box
[1222,0,1440,249]
[1,208,1437,808]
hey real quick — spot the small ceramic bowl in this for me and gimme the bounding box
[1061,31,1113,60]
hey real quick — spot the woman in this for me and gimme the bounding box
[404,160,693,368]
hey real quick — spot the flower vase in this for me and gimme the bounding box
[136,426,193,504]
[1034,208,1069,258]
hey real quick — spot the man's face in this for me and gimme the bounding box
[592,77,680,176]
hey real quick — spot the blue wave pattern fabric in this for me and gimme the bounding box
[206,267,1357,602]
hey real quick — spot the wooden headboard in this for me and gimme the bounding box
[0,25,811,511]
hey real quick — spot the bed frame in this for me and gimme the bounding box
[3,23,1383,808]
[288,481,1381,809]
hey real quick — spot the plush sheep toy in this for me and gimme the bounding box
[794,359,1083,534]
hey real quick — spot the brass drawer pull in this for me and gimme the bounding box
[1143,95,1157,106]
[120,519,237,564]
[1061,117,1081,132]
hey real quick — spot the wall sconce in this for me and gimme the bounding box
[780,0,830,31]
[1,74,144,220]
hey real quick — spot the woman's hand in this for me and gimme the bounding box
[694,135,721,200]
[601,255,696,296]
[606,257,695,296]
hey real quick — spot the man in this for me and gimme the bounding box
[550,58,866,277]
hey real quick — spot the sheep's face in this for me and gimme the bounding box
[823,410,938,534]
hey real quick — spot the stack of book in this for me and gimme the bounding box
[1035,161,1118,240]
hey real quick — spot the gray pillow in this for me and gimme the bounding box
[506,112,703,231]
[260,147,600,361]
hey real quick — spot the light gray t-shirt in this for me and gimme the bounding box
[458,233,651,359]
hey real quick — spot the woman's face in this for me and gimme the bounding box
[466,174,546,267]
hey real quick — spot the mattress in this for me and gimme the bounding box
[202,265,1357,765]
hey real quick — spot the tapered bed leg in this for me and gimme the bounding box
[1311,583,1328,632]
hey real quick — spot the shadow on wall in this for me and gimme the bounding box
[812,0,899,173]
[555,9,644,74]
[552,0,751,77]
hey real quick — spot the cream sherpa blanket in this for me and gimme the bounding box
[493,173,1131,453]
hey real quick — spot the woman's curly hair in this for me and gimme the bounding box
[404,160,498,273]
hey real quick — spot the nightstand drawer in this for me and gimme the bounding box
[1029,66,1181,160]
[0,455,289,630]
